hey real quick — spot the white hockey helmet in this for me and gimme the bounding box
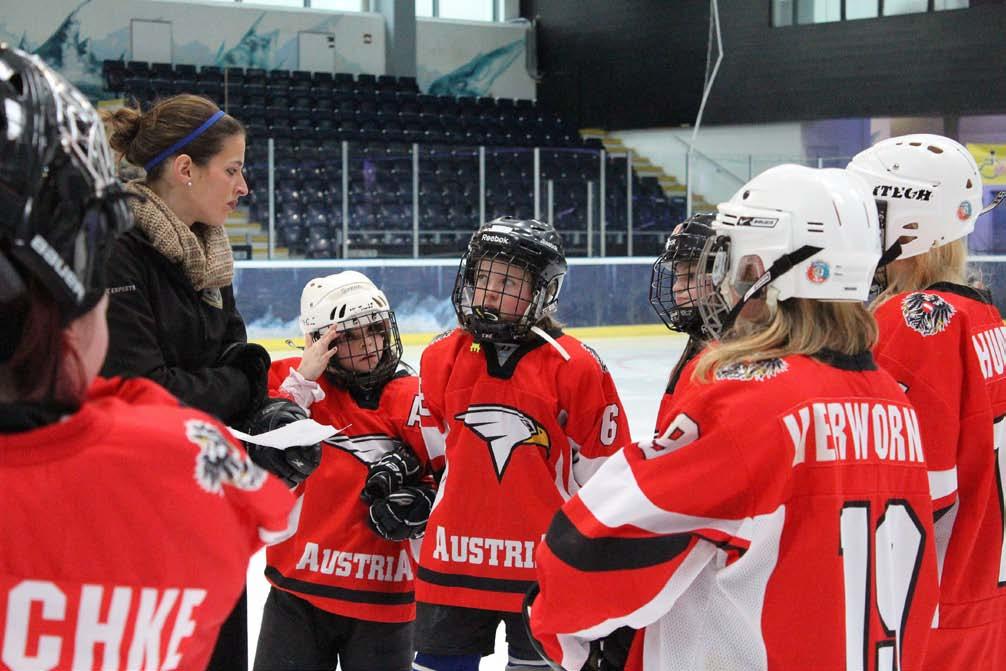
[698,165,881,338]
[298,271,403,389]
[846,134,984,262]
[299,270,391,335]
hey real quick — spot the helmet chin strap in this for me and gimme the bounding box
[530,325,570,361]
[719,245,823,334]
[876,240,903,269]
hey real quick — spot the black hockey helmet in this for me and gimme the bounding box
[452,216,567,343]
[649,213,717,339]
[0,44,132,352]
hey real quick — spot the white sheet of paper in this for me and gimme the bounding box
[229,419,340,450]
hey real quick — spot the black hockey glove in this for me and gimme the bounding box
[218,341,271,412]
[242,398,322,488]
[582,627,636,671]
[367,484,435,541]
[361,446,423,502]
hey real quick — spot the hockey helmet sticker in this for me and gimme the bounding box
[806,260,830,284]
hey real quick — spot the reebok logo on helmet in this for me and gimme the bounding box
[480,234,511,246]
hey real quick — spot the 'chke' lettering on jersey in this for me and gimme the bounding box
[264,358,429,623]
[1,579,207,671]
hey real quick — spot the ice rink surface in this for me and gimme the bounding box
[248,333,688,669]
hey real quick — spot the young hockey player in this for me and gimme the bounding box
[528,165,940,671]
[0,44,298,671]
[848,134,1006,670]
[560,213,724,671]
[413,216,630,671]
[649,212,718,435]
[253,271,433,671]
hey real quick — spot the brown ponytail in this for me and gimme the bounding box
[100,94,245,181]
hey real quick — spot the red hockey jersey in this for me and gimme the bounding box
[874,283,1006,669]
[265,358,428,623]
[417,329,629,613]
[0,377,296,671]
[530,352,939,671]
[653,335,705,437]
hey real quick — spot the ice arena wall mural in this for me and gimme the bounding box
[0,0,534,101]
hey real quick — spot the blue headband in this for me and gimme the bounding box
[143,110,226,173]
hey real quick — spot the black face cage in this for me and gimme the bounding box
[317,309,403,390]
[2,48,132,322]
[452,249,555,343]
[649,227,716,339]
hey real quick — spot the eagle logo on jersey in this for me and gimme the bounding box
[714,358,788,382]
[902,292,955,336]
[324,433,402,465]
[188,420,266,494]
[455,405,551,482]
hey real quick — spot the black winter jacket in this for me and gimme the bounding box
[101,228,254,423]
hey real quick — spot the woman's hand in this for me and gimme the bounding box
[296,328,340,381]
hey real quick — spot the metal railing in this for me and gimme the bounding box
[240,140,680,260]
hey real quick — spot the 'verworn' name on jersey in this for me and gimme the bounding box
[295,542,414,582]
[782,401,923,467]
[2,579,206,671]
[971,324,1006,382]
[430,525,536,569]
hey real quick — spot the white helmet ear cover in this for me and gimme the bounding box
[846,134,984,260]
[712,165,882,304]
[298,271,392,335]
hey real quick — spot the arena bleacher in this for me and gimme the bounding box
[101,59,683,259]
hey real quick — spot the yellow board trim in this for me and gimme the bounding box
[251,323,675,351]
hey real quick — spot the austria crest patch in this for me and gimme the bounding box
[714,358,788,382]
[187,419,266,494]
[901,292,955,337]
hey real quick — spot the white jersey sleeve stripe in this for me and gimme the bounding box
[578,449,747,538]
[259,494,303,545]
[556,541,719,670]
[928,467,958,501]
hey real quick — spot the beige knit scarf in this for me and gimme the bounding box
[126,181,234,291]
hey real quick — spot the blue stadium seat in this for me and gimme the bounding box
[396,76,419,93]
